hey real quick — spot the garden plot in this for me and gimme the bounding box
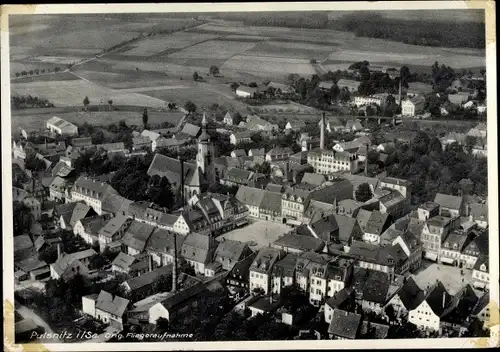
[120,32,220,56]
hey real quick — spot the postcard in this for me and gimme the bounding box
[2,1,498,351]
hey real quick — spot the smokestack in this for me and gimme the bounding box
[365,144,369,176]
[180,159,185,207]
[45,138,47,149]
[442,292,446,309]
[398,79,402,105]
[57,243,61,259]
[319,111,325,150]
[172,233,178,292]
[149,254,153,272]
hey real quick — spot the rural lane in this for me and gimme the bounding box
[16,303,62,343]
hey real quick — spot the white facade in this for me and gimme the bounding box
[23,197,41,221]
[172,215,190,235]
[71,191,103,215]
[73,221,96,245]
[249,271,270,294]
[307,151,359,175]
[408,300,440,332]
[309,276,327,306]
[148,302,170,324]
[82,296,96,317]
[46,116,79,136]
[401,99,424,117]
[354,96,384,107]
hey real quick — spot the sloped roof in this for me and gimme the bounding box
[236,185,265,207]
[434,193,463,210]
[360,321,389,339]
[328,309,362,339]
[365,211,390,235]
[260,191,282,213]
[95,290,129,317]
[215,239,249,264]
[355,209,372,231]
[102,193,133,215]
[14,235,33,252]
[79,215,109,236]
[146,228,185,256]
[141,130,161,142]
[147,153,197,188]
[69,203,92,227]
[181,232,214,264]
[99,213,130,238]
[112,252,137,270]
[274,232,324,252]
[423,281,454,317]
[181,123,200,138]
[470,204,488,221]
[301,173,326,186]
[397,277,425,311]
[123,264,172,291]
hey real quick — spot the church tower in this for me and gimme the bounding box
[197,110,216,185]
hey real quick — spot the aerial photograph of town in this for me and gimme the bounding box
[6,5,494,346]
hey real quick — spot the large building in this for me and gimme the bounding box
[147,112,216,202]
[46,116,79,136]
[401,96,425,117]
[307,149,359,174]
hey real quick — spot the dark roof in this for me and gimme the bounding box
[272,253,299,277]
[424,281,454,317]
[434,193,463,210]
[463,232,489,256]
[361,270,392,304]
[441,285,478,325]
[147,153,198,188]
[328,309,362,339]
[274,232,324,252]
[360,321,390,339]
[181,232,214,264]
[471,292,489,316]
[470,204,488,221]
[123,264,172,291]
[95,290,129,317]
[365,211,390,235]
[181,123,201,138]
[99,213,130,238]
[310,180,353,204]
[260,191,282,213]
[215,239,250,267]
[112,252,137,270]
[325,287,354,310]
[146,228,185,256]
[473,254,488,272]
[79,215,109,236]
[235,185,265,207]
[398,277,425,310]
[121,221,156,252]
[14,235,33,252]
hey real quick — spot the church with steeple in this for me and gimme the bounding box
[147,110,217,204]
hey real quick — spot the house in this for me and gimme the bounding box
[220,168,255,188]
[48,176,68,202]
[406,82,433,97]
[230,149,246,158]
[266,81,294,96]
[472,254,489,291]
[111,252,150,276]
[337,79,361,93]
[248,296,280,318]
[50,248,96,281]
[22,197,42,222]
[353,269,402,314]
[15,257,50,281]
[324,288,356,323]
[223,112,235,125]
[459,231,488,269]
[328,309,362,339]
[236,86,260,98]
[421,215,453,262]
[82,290,129,330]
[266,147,292,162]
[95,142,128,155]
[378,189,409,219]
[439,285,479,334]
[307,149,359,174]
[336,199,362,217]
[132,136,152,151]
[71,176,119,215]
[46,116,78,136]
[120,264,172,298]
[230,131,253,145]
[180,232,218,275]
[401,96,425,117]
[225,251,257,290]
[14,235,34,262]
[285,120,306,132]
[73,215,110,245]
[467,123,487,138]
[248,148,265,157]
[408,281,454,332]
[121,221,156,256]
[259,191,283,223]
[434,193,464,218]
[272,232,325,255]
[360,321,390,339]
[354,94,387,107]
[439,231,470,266]
[471,293,491,329]
[333,136,371,153]
[386,68,400,79]
[469,204,488,229]
[385,277,425,319]
[57,202,96,230]
[214,239,253,271]
[362,211,391,244]
[180,123,201,139]
[97,213,132,252]
[146,228,185,268]
[317,81,336,91]
[323,117,344,133]
[271,253,299,294]
[244,114,278,132]
[418,201,440,221]
[344,119,364,132]
[236,185,265,218]
[249,247,284,294]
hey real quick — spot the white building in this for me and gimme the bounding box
[307,149,359,174]
[472,255,489,291]
[71,176,118,215]
[354,94,387,107]
[408,282,453,332]
[249,248,283,294]
[46,116,78,136]
[82,290,129,330]
[236,86,259,98]
[401,96,425,117]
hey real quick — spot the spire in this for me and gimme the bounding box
[198,109,209,142]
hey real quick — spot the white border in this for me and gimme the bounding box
[2,2,497,350]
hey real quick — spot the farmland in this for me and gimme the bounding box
[11,108,184,133]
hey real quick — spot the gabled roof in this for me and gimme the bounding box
[356,209,372,231]
[14,235,33,253]
[328,309,362,339]
[71,137,93,148]
[51,249,96,276]
[397,277,425,311]
[360,321,389,339]
[434,193,463,210]
[69,203,93,228]
[470,203,488,222]
[147,153,198,188]
[112,252,137,270]
[365,211,390,236]
[146,228,185,256]
[95,290,129,317]
[79,215,109,236]
[121,221,156,252]
[215,239,250,267]
[235,185,265,207]
[181,123,201,138]
[301,173,327,186]
[99,213,130,238]
[441,284,478,325]
[260,191,282,213]
[473,254,488,272]
[181,232,214,264]
[420,281,454,317]
[123,265,172,291]
[141,130,161,142]
[274,232,324,252]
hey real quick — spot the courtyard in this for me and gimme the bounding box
[411,260,474,295]
[218,219,292,250]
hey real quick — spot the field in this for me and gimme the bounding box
[248,40,336,60]
[11,109,184,133]
[11,78,168,108]
[223,55,317,76]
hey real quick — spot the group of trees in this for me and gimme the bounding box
[13,201,34,237]
[14,66,62,78]
[11,95,55,109]
[384,130,488,206]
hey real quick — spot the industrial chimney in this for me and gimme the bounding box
[172,233,178,292]
[319,111,325,150]
[180,158,185,207]
[398,79,402,106]
[57,243,61,259]
[365,144,369,176]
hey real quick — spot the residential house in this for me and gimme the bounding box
[344,119,364,133]
[385,277,425,319]
[317,81,336,91]
[265,81,294,96]
[111,252,150,277]
[225,251,257,290]
[220,168,255,187]
[272,232,325,255]
[377,189,409,219]
[73,215,110,245]
[401,96,425,117]
[171,209,210,236]
[223,112,235,125]
[230,149,246,158]
[50,248,96,281]
[418,202,440,221]
[448,92,470,106]
[59,202,96,231]
[285,120,306,132]
[459,232,488,269]
[467,123,487,139]
[440,285,479,335]
[132,136,152,151]
[421,215,453,262]
[146,228,185,268]
[347,241,405,279]
[471,293,491,329]
[248,148,265,157]
[362,211,391,244]
[258,191,283,223]
[82,290,129,330]
[230,131,253,145]
[214,239,253,271]
[328,309,363,339]
[354,94,387,107]
[71,176,119,215]
[323,117,344,133]
[236,185,265,218]
[472,255,489,291]
[281,186,312,225]
[353,269,402,314]
[49,176,68,202]
[120,265,172,298]
[121,221,156,256]
[98,213,132,252]
[236,86,259,98]
[244,114,278,133]
[336,199,362,217]
[469,204,488,229]
[324,288,356,324]
[439,231,471,266]
[180,232,218,275]
[46,116,78,136]
[22,197,41,222]
[15,257,50,281]
[408,281,454,332]
[434,193,464,218]
[95,142,128,155]
[249,247,284,294]
[266,147,293,162]
[271,253,299,294]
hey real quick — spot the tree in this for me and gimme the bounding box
[256,161,271,175]
[25,153,47,172]
[248,82,258,88]
[209,65,220,76]
[193,71,199,81]
[184,101,197,114]
[230,82,239,91]
[232,112,243,126]
[83,96,90,110]
[465,135,477,155]
[13,201,34,237]
[108,99,113,111]
[142,108,149,130]
[355,183,373,202]
[147,175,175,210]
